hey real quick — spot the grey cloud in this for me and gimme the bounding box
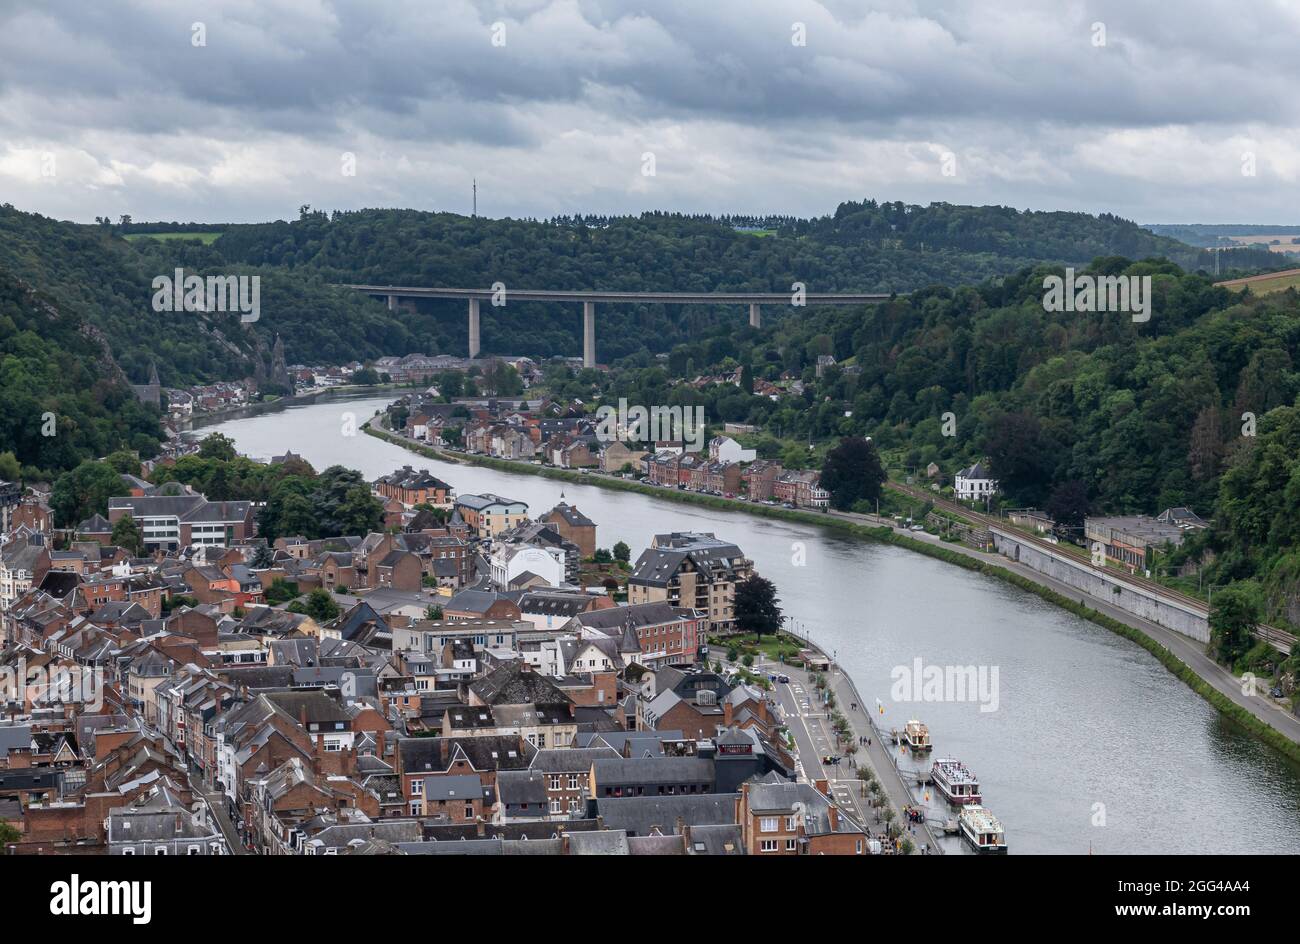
[1,0,1298,223]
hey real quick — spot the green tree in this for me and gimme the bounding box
[1209,583,1261,667]
[304,588,341,623]
[198,432,238,461]
[613,541,631,563]
[51,460,123,526]
[103,450,142,476]
[264,579,299,605]
[1046,479,1089,536]
[110,514,144,555]
[734,574,783,642]
[0,451,20,482]
[820,437,886,511]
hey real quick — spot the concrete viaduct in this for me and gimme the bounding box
[345,285,895,368]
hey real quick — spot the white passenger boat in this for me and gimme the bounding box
[959,805,1007,854]
[930,757,982,805]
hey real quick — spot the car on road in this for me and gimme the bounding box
[777,674,790,684]
[910,524,925,531]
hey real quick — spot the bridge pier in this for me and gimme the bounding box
[749,302,761,328]
[387,294,397,312]
[468,298,481,358]
[583,301,596,368]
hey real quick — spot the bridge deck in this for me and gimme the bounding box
[345,284,895,305]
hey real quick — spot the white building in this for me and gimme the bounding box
[489,542,566,590]
[708,436,757,464]
[954,460,998,502]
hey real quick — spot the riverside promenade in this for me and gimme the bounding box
[730,643,947,855]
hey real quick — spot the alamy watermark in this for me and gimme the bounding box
[1042,267,1150,323]
[1,658,105,711]
[890,657,999,713]
[151,269,260,323]
[50,875,151,924]
[594,398,706,452]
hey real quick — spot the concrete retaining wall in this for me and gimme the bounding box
[990,527,1210,643]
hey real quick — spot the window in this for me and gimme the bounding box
[785,816,796,830]
[785,839,797,851]
[188,845,201,855]
[411,780,423,796]
[549,775,561,791]
[760,839,777,853]
[154,847,167,855]
[760,817,778,833]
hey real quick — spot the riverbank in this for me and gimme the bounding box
[364,418,1300,764]
[184,383,407,430]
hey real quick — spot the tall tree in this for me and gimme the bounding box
[820,436,886,511]
[734,574,783,642]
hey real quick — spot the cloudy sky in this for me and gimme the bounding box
[2,0,1298,224]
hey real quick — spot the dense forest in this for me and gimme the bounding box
[0,267,163,480]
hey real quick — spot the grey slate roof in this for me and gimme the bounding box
[592,793,739,837]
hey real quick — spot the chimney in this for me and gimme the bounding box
[722,699,733,727]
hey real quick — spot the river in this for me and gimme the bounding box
[198,392,1300,854]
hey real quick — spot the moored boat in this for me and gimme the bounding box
[959,805,1007,854]
[930,757,982,805]
[903,719,932,753]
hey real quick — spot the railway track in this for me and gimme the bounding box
[887,481,1297,652]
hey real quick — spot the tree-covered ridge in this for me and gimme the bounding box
[0,204,411,391]
[1,199,1278,389]
[0,205,253,386]
[205,202,1278,362]
[0,269,163,480]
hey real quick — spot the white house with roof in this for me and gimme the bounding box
[954,460,998,502]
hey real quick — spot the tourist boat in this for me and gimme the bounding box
[959,805,1007,854]
[930,758,982,805]
[903,719,932,754]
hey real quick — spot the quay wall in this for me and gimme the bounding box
[989,527,1210,643]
